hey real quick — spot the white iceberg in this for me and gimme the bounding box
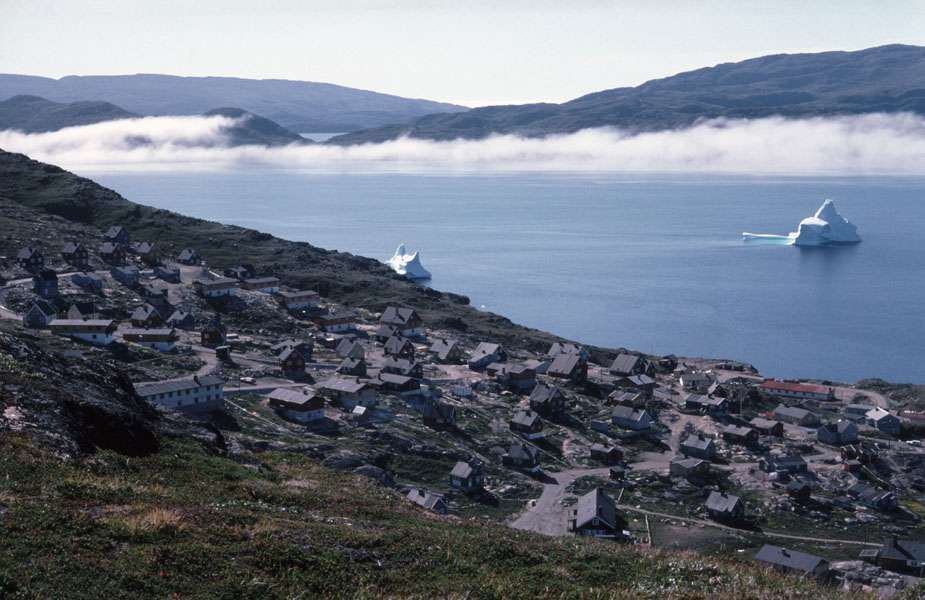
[385,243,432,280]
[743,199,861,246]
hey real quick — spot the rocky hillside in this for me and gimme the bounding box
[330,44,925,144]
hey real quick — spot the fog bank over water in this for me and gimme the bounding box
[2,113,925,175]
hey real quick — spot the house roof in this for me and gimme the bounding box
[279,347,305,363]
[549,353,582,376]
[267,388,322,406]
[755,545,828,573]
[430,339,459,360]
[820,420,857,435]
[705,491,742,514]
[529,383,562,406]
[511,410,541,428]
[319,311,359,321]
[377,373,413,385]
[422,402,455,421]
[547,342,585,357]
[167,310,193,322]
[762,380,831,395]
[62,242,84,253]
[177,248,200,260]
[774,405,816,421]
[506,443,539,462]
[471,342,503,359]
[100,242,124,254]
[338,357,366,370]
[670,456,706,470]
[407,488,445,511]
[723,424,756,438]
[104,226,126,237]
[571,487,619,530]
[380,306,419,326]
[26,299,57,317]
[17,247,42,259]
[749,417,781,430]
[131,305,159,320]
[608,390,642,404]
[113,266,140,276]
[450,461,477,479]
[610,353,644,374]
[384,335,412,353]
[866,407,897,423]
[319,377,368,394]
[682,434,714,451]
[134,374,222,397]
[880,537,925,563]
[136,241,157,254]
[611,406,648,422]
[383,357,418,371]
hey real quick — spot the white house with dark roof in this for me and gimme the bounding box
[705,491,744,522]
[754,545,830,580]
[380,306,422,337]
[267,388,325,423]
[122,328,178,352]
[865,407,902,436]
[317,377,376,409]
[773,404,821,427]
[134,374,224,413]
[275,290,319,310]
[680,433,716,459]
[50,319,117,345]
[567,487,629,539]
[450,459,483,493]
[611,406,652,430]
[193,277,238,297]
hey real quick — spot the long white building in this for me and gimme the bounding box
[134,374,224,413]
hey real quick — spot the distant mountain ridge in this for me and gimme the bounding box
[0,73,468,133]
[328,44,925,145]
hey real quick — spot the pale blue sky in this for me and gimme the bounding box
[2,0,923,107]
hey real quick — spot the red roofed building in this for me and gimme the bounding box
[760,380,834,402]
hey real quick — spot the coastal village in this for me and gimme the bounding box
[2,224,925,597]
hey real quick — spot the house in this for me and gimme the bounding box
[381,358,423,379]
[71,271,103,293]
[337,358,368,377]
[758,454,808,475]
[773,405,822,427]
[754,545,829,580]
[270,339,313,361]
[136,242,162,266]
[23,300,57,328]
[192,277,238,297]
[509,410,544,439]
[279,347,306,377]
[122,328,178,352]
[529,383,566,417]
[374,324,400,343]
[318,377,377,410]
[786,480,812,502]
[165,310,196,330]
[275,290,319,311]
[847,482,898,511]
[176,248,202,265]
[721,424,759,446]
[267,388,325,423]
[611,406,652,430]
[335,338,366,360]
[111,265,141,287]
[547,353,587,383]
[61,242,89,268]
[103,226,130,246]
[567,488,628,539]
[154,265,181,283]
[845,403,876,420]
[379,306,423,337]
[450,460,483,493]
[99,242,127,265]
[680,434,716,460]
[609,353,653,377]
[372,373,421,398]
[503,443,540,473]
[705,491,744,522]
[200,318,227,347]
[406,488,447,514]
[130,304,164,329]
[669,456,710,479]
[841,443,878,464]
[49,319,117,345]
[679,371,714,392]
[383,335,415,359]
[761,380,834,402]
[608,390,646,409]
[134,374,224,414]
[749,417,784,437]
[684,394,729,417]
[659,354,679,371]
[422,402,456,428]
[240,277,281,293]
[523,358,550,375]
[590,444,624,465]
[611,375,657,397]
[505,364,537,391]
[315,311,358,333]
[224,265,255,280]
[546,342,589,361]
[139,285,169,306]
[66,302,95,321]
[866,407,901,436]
[17,247,44,271]
[468,342,507,370]
[609,465,630,481]
[817,420,858,445]
[877,536,925,576]
[32,269,58,297]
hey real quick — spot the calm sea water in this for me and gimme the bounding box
[88,170,925,384]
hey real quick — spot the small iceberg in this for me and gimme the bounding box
[385,243,432,280]
[743,199,861,246]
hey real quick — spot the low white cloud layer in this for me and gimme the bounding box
[2,112,925,175]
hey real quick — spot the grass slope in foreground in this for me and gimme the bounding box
[0,431,902,600]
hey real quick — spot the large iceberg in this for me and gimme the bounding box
[385,243,432,280]
[743,199,861,246]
